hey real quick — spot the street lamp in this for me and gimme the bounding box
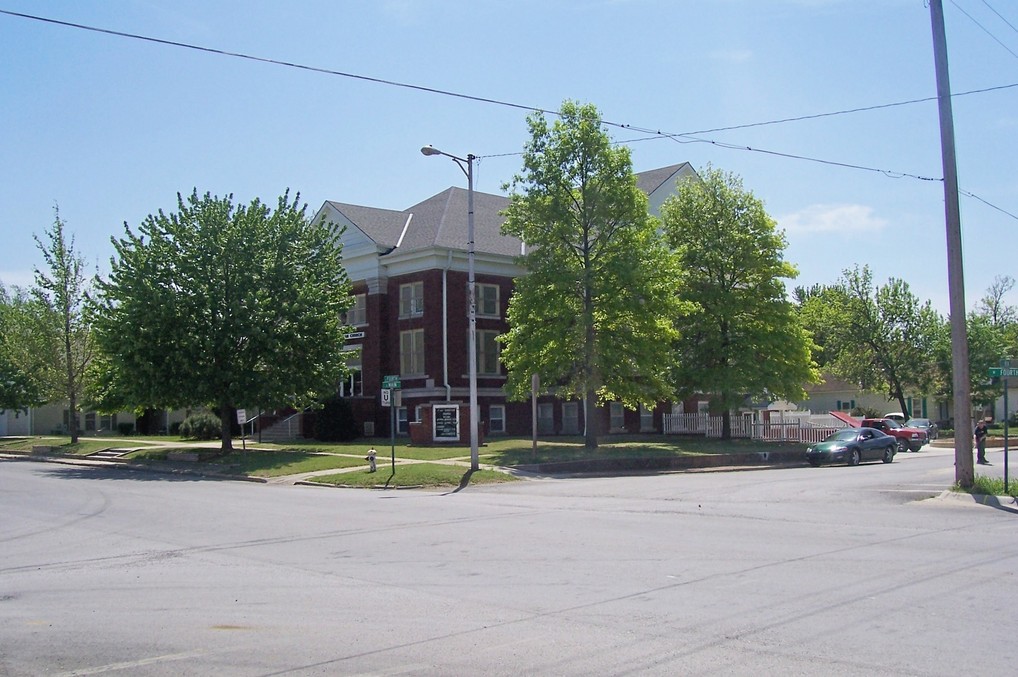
[421,145,479,471]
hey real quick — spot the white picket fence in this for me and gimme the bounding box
[662,412,847,444]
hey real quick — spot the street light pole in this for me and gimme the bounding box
[421,145,479,471]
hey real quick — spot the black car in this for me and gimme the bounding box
[805,427,897,467]
[906,418,938,441]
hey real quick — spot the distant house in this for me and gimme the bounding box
[796,374,943,421]
[312,163,699,439]
[0,404,188,437]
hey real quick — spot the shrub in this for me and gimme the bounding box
[117,422,134,436]
[313,395,359,442]
[179,412,222,440]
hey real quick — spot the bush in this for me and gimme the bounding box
[313,395,359,442]
[179,412,222,440]
[117,422,134,436]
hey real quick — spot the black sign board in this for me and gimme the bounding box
[433,405,459,441]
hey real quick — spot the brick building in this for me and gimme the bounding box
[311,162,697,440]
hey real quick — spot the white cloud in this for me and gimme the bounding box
[777,203,887,235]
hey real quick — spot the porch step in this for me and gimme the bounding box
[90,448,131,460]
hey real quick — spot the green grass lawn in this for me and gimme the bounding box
[307,463,515,488]
[4,433,808,487]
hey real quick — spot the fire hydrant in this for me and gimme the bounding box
[365,448,377,473]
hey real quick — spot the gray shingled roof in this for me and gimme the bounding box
[327,164,690,257]
[323,201,407,249]
[636,163,694,196]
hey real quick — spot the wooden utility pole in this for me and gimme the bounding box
[930,0,974,487]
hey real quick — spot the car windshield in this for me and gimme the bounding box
[907,419,930,426]
[828,428,859,442]
[883,419,902,429]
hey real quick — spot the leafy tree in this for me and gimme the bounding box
[931,312,1007,411]
[92,190,354,452]
[805,265,941,416]
[500,101,684,448]
[31,208,95,442]
[660,165,820,439]
[0,285,50,412]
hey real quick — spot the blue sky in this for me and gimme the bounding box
[1,0,1015,314]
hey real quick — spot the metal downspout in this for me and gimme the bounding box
[442,250,451,401]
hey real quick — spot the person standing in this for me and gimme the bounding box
[974,419,990,465]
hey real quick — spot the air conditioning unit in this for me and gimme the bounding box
[363,421,375,436]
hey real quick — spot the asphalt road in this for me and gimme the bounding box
[2,445,1016,676]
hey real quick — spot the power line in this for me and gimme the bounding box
[1,7,1015,221]
[950,0,1018,60]
[979,0,1018,34]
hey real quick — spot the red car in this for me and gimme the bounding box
[861,418,928,453]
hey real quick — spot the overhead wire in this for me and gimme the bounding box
[979,0,1018,34]
[949,0,1018,59]
[0,7,1014,221]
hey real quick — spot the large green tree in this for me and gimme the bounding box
[931,312,1008,411]
[31,208,95,442]
[660,165,819,439]
[802,265,941,416]
[500,101,684,448]
[0,285,53,412]
[92,190,353,452]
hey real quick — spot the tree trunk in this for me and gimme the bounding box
[65,316,78,444]
[220,406,234,453]
[721,408,732,440]
[584,388,599,449]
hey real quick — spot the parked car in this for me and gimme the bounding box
[806,427,897,467]
[861,417,928,452]
[905,417,938,441]
[884,412,907,422]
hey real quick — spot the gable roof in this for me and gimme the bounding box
[321,163,694,259]
[636,162,695,196]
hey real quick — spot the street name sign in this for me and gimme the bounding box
[989,367,1018,378]
[382,375,401,389]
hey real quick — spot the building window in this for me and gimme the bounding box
[397,407,408,434]
[488,405,506,434]
[538,402,554,434]
[99,413,116,432]
[343,293,367,327]
[339,348,362,397]
[84,412,96,432]
[476,330,500,375]
[339,369,363,397]
[562,402,580,434]
[476,283,500,318]
[640,405,654,432]
[400,329,425,376]
[399,281,424,318]
[610,402,625,431]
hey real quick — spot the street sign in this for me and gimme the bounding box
[380,388,391,407]
[382,374,401,389]
[989,367,1018,378]
[236,409,247,425]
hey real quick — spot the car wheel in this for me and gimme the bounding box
[897,439,909,454]
[882,446,894,463]
[848,448,861,466]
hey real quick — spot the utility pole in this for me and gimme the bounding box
[930,0,974,487]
